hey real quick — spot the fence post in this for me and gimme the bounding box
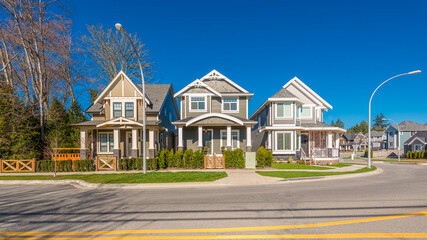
[32,158,36,172]
[72,160,75,172]
[95,156,99,171]
[0,159,2,173]
[204,155,206,169]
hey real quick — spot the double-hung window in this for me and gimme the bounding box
[190,96,206,111]
[223,98,238,111]
[100,133,114,153]
[301,106,311,118]
[113,103,122,118]
[276,131,292,151]
[125,102,134,118]
[276,103,292,118]
[414,144,422,151]
[221,130,239,149]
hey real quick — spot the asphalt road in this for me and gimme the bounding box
[1,162,427,239]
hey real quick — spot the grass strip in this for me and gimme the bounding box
[257,166,376,179]
[328,163,353,168]
[0,172,227,184]
[271,163,333,170]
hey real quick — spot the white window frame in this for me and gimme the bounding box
[109,97,137,120]
[274,131,294,152]
[300,105,313,119]
[98,132,114,154]
[220,129,240,150]
[296,105,301,119]
[275,102,293,119]
[413,144,422,152]
[189,95,207,112]
[222,98,239,113]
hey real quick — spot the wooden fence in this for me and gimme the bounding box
[204,155,225,169]
[1,159,36,173]
[95,156,117,171]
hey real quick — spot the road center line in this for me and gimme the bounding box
[3,233,427,239]
[1,211,426,236]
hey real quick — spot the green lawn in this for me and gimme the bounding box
[0,172,228,184]
[329,163,353,168]
[271,163,333,170]
[344,156,363,159]
[257,166,376,179]
[373,159,427,163]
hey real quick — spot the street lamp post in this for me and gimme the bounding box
[115,23,147,173]
[382,118,401,162]
[368,70,421,168]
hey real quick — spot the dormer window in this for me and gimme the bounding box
[222,98,238,112]
[190,96,206,111]
[113,103,122,118]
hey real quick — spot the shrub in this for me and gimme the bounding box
[407,151,412,159]
[74,159,95,171]
[175,150,184,168]
[192,150,205,169]
[256,147,273,168]
[167,149,175,168]
[183,149,193,168]
[414,151,418,159]
[224,149,244,168]
[288,157,294,164]
[118,158,158,171]
[157,149,168,169]
[421,150,426,159]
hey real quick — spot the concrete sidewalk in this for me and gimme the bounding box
[0,164,382,189]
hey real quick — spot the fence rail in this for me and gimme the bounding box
[52,153,80,161]
[204,155,225,169]
[1,159,36,173]
[96,156,117,171]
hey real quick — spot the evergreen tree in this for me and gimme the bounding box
[372,113,389,131]
[331,118,344,128]
[68,101,87,147]
[348,120,369,134]
[89,87,100,103]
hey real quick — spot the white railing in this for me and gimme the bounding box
[300,148,307,165]
[314,148,329,158]
[332,149,339,157]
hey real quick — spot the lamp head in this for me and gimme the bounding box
[408,70,421,75]
[115,23,125,34]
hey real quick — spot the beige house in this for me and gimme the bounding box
[72,71,179,160]
[172,70,256,155]
[250,77,346,164]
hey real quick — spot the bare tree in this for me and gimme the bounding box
[0,0,78,136]
[81,24,152,85]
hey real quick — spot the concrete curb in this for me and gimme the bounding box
[0,167,384,190]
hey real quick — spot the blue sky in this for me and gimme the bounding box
[71,0,427,128]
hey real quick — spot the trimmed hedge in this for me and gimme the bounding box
[224,149,245,168]
[36,159,94,172]
[406,150,426,159]
[118,158,158,171]
[256,146,273,168]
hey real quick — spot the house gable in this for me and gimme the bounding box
[94,71,151,105]
[283,77,332,109]
[200,69,249,93]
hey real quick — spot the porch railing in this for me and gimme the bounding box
[313,148,329,158]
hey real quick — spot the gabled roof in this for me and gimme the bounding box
[283,77,332,109]
[365,130,385,138]
[200,69,249,93]
[174,79,222,97]
[343,132,365,141]
[404,131,427,145]
[386,121,427,132]
[93,71,151,105]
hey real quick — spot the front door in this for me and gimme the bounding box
[203,130,213,155]
[301,133,309,156]
[127,132,132,157]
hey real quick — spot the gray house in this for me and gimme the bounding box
[385,121,427,150]
[250,77,345,164]
[404,132,427,153]
[172,70,256,155]
[73,71,179,159]
[340,132,368,152]
[365,130,386,150]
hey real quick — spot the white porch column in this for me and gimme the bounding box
[198,126,203,148]
[149,129,155,149]
[178,126,183,148]
[79,129,88,160]
[113,128,120,159]
[80,129,87,150]
[132,129,138,150]
[227,125,231,149]
[335,133,340,149]
[246,126,252,152]
[327,131,333,148]
[267,131,272,150]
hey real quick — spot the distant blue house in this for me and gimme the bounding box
[385,121,427,151]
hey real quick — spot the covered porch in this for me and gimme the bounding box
[173,113,256,155]
[297,131,341,164]
[75,117,166,160]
